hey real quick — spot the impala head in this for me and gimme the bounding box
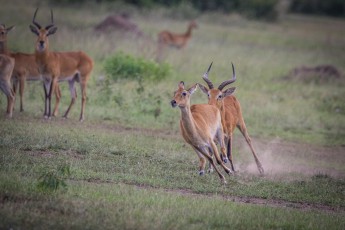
[198,62,236,108]
[0,24,14,43]
[189,21,198,29]
[171,81,198,108]
[29,8,57,52]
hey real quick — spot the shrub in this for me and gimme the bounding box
[290,0,345,17]
[103,52,171,82]
[239,0,279,21]
[37,164,71,192]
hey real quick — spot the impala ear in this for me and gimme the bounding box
[29,25,39,36]
[188,84,198,95]
[178,81,185,89]
[47,26,57,36]
[6,25,15,33]
[197,83,209,95]
[223,87,236,97]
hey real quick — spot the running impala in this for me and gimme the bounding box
[158,21,198,49]
[198,62,264,174]
[171,81,233,184]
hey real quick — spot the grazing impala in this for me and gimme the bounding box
[0,54,15,118]
[29,8,93,121]
[158,21,198,49]
[0,24,61,114]
[171,81,233,184]
[198,62,264,174]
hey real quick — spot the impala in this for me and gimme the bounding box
[0,54,15,117]
[198,62,264,174]
[171,81,233,184]
[0,24,62,114]
[158,21,198,49]
[29,8,93,121]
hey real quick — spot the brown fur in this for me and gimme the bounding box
[199,63,264,174]
[158,21,197,49]
[156,21,197,62]
[0,24,61,113]
[30,10,93,121]
[171,81,232,184]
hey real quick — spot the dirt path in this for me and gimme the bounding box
[85,121,345,178]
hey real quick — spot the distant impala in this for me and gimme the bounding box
[198,62,264,174]
[158,21,197,49]
[171,81,233,184]
[157,21,197,61]
[29,8,93,121]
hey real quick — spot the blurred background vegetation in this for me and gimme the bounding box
[51,0,345,20]
[0,0,344,145]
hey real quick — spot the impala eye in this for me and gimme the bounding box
[182,92,187,96]
[218,94,222,99]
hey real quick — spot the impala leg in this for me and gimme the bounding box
[206,147,214,173]
[6,93,14,118]
[43,81,49,118]
[12,79,18,111]
[193,147,207,176]
[63,80,76,119]
[1,81,14,118]
[196,146,226,184]
[237,121,264,174]
[79,81,87,122]
[216,127,229,163]
[53,84,62,117]
[210,141,232,175]
[227,135,235,172]
[48,81,53,118]
[19,77,25,112]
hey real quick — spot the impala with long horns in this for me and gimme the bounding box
[0,24,62,114]
[198,62,264,174]
[171,81,233,184]
[29,8,93,121]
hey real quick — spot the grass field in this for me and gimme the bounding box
[0,0,345,229]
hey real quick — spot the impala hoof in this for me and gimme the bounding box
[199,170,205,176]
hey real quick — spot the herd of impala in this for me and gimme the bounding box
[0,8,263,183]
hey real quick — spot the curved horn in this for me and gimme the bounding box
[218,62,236,90]
[32,8,42,29]
[45,9,55,30]
[202,62,214,89]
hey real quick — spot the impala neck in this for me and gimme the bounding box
[179,105,198,136]
[185,25,194,37]
[0,40,10,55]
[35,48,50,64]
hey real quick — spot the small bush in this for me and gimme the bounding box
[239,0,279,21]
[37,164,71,192]
[104,52,172,82]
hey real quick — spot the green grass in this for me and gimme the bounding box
[0,0,345,229]
[0,118,344,229]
